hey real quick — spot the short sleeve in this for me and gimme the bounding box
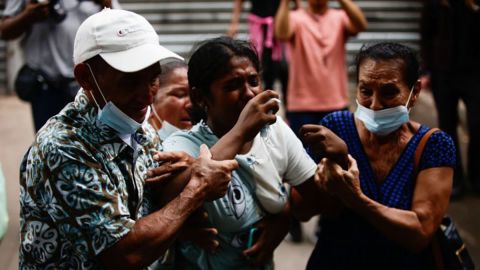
[320,111,351,137]
[277,118,317,186]
[320,112,336,129]
[162,131,202,158]
[289,10,302,35]
[336,9,353,37]
[339,9,350,29]
[419,130,456,170]
[42,148,135,256]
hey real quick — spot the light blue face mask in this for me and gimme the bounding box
[355,85,415,136]
[86,64,142,135]
[150,104,180,140]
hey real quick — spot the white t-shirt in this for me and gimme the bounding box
[236,116,317,213]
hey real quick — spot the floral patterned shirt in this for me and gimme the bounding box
[19,89,162,269]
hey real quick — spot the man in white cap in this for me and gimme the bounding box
[19,9,238,269]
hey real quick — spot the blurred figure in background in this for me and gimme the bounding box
[420,0,480,197]
[275,0,367,242]
[0,0,118,131]
[275,0,367,131]
[227,0,300,105]
[149,60,192,140]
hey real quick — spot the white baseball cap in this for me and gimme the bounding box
[73,8,183,72]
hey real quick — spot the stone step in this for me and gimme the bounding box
[130,0,422,65]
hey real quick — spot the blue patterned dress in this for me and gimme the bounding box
[307,111,456,270]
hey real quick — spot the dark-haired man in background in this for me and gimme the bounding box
[420,0,480,197]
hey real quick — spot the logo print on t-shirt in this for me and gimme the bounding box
[228,181,246,219]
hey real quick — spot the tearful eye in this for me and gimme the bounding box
[225,78,244,92]
[248,75,259,87]
[170,90,188,98]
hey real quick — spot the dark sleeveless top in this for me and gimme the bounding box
[307,111,456,270]
[250,0,281,18]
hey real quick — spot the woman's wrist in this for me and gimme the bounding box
[229,123,249,143]
[342,188,368,211]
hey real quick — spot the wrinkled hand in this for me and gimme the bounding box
[188,144,239,201]
[321,155,362,208]
[178,209,219,253]
[234,90,280,142]
[145,151,193,186]
[301,124,348,169]
[26,0,50,23]
[242,211,290,267]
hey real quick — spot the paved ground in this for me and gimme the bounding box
[0,91,478,269]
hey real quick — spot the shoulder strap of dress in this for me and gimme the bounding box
[414,127,440,175]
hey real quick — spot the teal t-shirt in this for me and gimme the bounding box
[162,117,316,269]
[163,122,267,269]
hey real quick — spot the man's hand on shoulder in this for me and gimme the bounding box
[146,150,193,187]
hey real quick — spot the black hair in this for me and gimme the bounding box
[187,36,260,124]
[355,42,420,87]
[85,55,106,67]
[158,60,188,86]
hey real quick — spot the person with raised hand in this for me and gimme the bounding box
[300,42,455,269]
[152,36,345,269]
[18,9,238,269]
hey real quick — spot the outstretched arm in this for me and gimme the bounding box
[0,0,112,40]
[148,90,281,206]
[99,145,239,269]
[338,0,368,35]
[227,0,244,37]
[0,1,49,40]
[275,0,294,41]
[291,173,344,221]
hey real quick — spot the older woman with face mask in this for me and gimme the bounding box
[299,42,456,269]
[149,61,192,140]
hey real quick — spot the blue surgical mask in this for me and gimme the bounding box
[150,104,180,140]
[86,64,142,135]
[355,86,415,136]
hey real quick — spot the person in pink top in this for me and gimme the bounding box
[227,0,301,106]
[275,0,367,135]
